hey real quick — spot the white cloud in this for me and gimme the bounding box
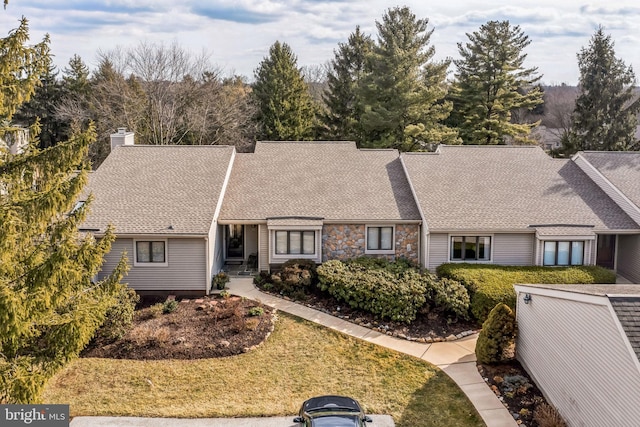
[1,0,638,84]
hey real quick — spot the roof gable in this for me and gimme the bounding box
[219,141,421,222]
[610,297,640,362]
[83,145,235,235]
[401,145,638,232]
[576,151,640,221]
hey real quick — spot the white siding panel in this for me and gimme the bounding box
[618,235,640,283]
[258,224,269,271]
[427,233,448,271]
[99,238,207,292]
[493,234,534,265]
[516,293,640,427]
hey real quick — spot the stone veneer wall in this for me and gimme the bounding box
[322,224,419,263]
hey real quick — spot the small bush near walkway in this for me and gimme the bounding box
[475,303,517,364]
[437,263,616,321]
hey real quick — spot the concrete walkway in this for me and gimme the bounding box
[227,277,517,427]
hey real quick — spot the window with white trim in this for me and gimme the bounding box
[450,236,491,261]
[275,231,315,255]
[135,241,166,264]
[366,226,394,251]
[543,241,584,266]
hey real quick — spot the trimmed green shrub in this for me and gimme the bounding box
[428,277,471,320]
[476,303,517,364]
[437,263,616,321]
[248,307,264,317]
[317,259,427,323]
[94,286,140,342]
[162,299,178,314]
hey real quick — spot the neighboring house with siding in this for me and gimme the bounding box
[83,131,235,295]
[514,284,640,427]
[400,145,640,272]
[217,141,422,272]
[572,151,640,282]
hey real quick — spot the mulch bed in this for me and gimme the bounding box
[82,295,274,360]
[261,286,481,341]
[478,360,550,427]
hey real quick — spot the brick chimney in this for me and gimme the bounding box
[110,127,135,151]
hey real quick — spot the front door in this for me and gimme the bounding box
[226,225,244,259]
[596,234,616,269]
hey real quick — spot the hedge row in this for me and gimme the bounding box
[317,258,470,323]
[317,260,427,323]
[436,263,616,321]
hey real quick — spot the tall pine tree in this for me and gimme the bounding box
[450,20,543,145]
[322,26,374,143]
[360,6,458,150]
[252,41,317,140]
[562,26,640,154]
[13,56,66,148]
[0,18,128,403]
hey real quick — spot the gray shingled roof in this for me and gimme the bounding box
[580,151,640,209]
[610,297,640,361]
[218,141,421,222]
[401,145,639,232]
[82,145,235,235]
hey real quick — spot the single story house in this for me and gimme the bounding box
[85,134,640,294]
[83,129,235,295]
[514,284,640,427]
[400,145,640,274]
[217,141,422,272]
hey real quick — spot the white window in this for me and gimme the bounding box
[275,231,315,255]
[450,236,491,261]
[543,241,584,266]
[366,226,394,252]
[134,240,167,266]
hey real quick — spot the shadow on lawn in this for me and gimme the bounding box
[396,373,485,427]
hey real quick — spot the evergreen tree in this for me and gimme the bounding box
[322,26,374,143]
[450,20,543,145]
[13,57,66,148]
[252,41,317,140]
[475,303,517,364]
[62,54,91,97]
[360,6,458,150]
[0,18,128,403]
[562,26,640,154]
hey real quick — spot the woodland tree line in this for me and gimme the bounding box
[7,6,640,168]
[1,5,639,404]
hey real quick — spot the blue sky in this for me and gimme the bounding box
[2,1,639,85]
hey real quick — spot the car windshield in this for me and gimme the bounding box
[310,414,361,427]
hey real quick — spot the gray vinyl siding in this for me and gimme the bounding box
[618,234,640,283]
[99,237,207,292]
[516,291,640,427]
[493,234,534,265]
[427,233,534,271]
[574,155,640,226]
[258,224,269,271]
[427,233,448,271]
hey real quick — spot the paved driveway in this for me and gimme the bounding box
[71,415,395,426]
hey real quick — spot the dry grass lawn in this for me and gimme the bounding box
[43,313,484,427]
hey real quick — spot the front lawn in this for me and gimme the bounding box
[43,313,484,427]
